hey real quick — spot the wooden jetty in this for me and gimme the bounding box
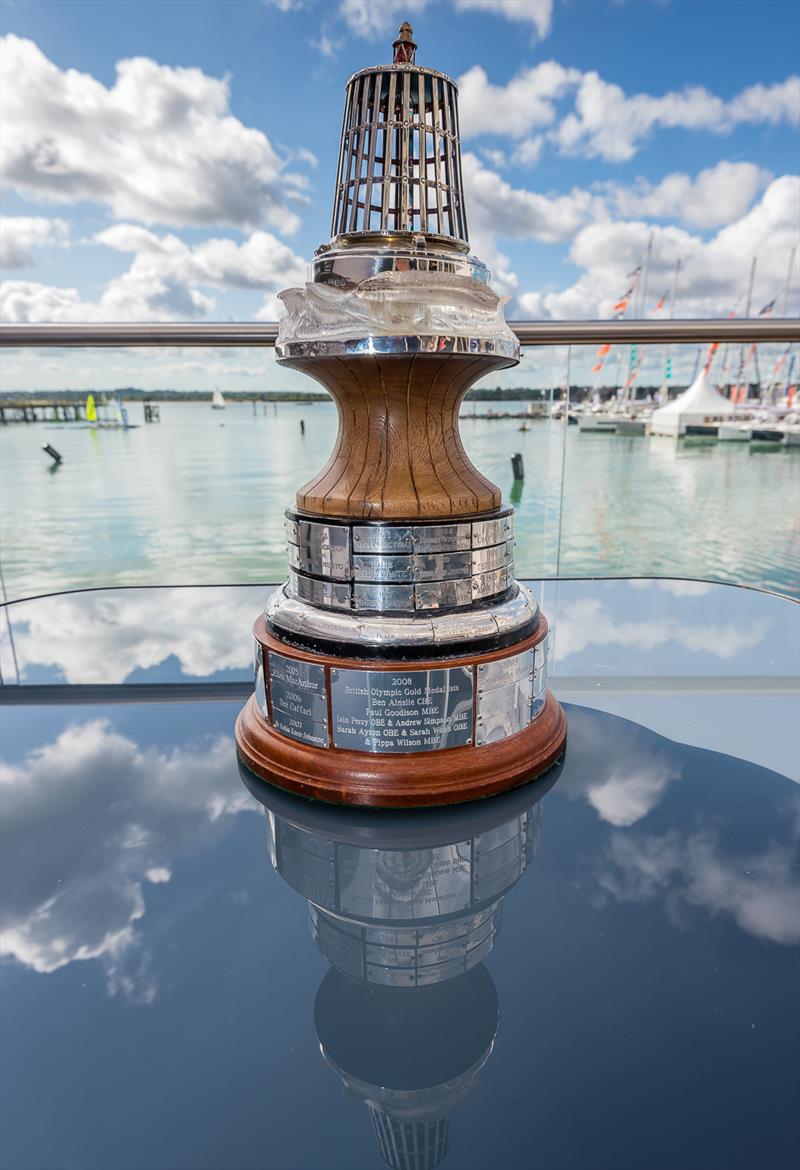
[0,398,87,424]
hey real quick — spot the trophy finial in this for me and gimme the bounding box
[393,21,417,64]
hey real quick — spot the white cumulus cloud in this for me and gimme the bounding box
[554,596,769,660]
[459,60,799,162]
[11,586,263,683]
[599,830,800,946]
[0,35,310,232]
[518,176,800,320]
[454,0,553,38]
[338,0,427,37]
[603,161,772,230]
[553,71,800,162]
[0,720,253,998]
[0,215,69,268]
[1,224,307,322]
[460,61,580,139]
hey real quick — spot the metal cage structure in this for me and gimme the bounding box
[330,63,468,245]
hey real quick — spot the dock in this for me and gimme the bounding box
[463,406,549,420]
[0,398,87,424]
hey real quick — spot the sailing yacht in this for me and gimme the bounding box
[212,387,226,410]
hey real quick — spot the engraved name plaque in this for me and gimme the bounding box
[331,666,473,752]
[254,640,268,720]
[267,652,329,748]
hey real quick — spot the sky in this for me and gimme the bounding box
[0,0,798,391]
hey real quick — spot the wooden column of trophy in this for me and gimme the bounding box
[236,23,566,805]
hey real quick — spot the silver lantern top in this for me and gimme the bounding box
[330,22,468,247]
[276,22,520,363]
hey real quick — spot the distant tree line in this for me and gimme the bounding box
[5,381,762,404]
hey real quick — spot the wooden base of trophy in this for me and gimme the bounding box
[236,616,567,808]
[236,690,565,808]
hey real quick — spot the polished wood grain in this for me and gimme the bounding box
[280,352,511,519]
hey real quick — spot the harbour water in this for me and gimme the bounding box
[1,400,797,601]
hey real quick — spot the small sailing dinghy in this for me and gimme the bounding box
[82,393,138,429]
[212,387,226,410]
[110,397,139,429]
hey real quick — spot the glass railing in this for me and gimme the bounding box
[1,319,797,602]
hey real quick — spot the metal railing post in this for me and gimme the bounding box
[0,319,797,348]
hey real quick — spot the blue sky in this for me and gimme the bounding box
[1,0,798,390]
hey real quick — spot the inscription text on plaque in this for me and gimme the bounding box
[331,666,473,753]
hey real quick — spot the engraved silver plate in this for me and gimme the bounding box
[353,582,415,611]
[412,523,472,553]
[414,578,472,610]
[352,554,416,583]
[268,652,327,694]
[472,566,512,599]
[270,677,329,726]
[476,701,530,746]
[271,710,329,748]
[478,648,534,690]
[471,540,514,575]
[288,570,351,610]
[330,666,473,753]
[266,653,329,748]
[352,526,413,553]
[254,639,268,720]
[472,515,514,548]
[294,520,351,579]
[477,676,534,719]
[414,551,472,581]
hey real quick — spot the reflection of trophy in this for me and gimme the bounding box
[315,966,497,1170]
[241,762,559,1169]
[236,25,566,805]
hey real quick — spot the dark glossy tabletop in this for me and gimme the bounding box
[1,580,798,1170]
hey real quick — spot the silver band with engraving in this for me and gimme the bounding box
[253,631,550,754]
[287,563,514,613]
[286,510,515,612]
[286,511,514,577]
[265,582,539,649]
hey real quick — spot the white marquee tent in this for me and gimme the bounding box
[649,367,736,436]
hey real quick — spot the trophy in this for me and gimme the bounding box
[236,24,567,805]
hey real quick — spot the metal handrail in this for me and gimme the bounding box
[0,318,797,348]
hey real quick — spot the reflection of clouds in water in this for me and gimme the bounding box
[585,763,681,827]
[629,579,716,597]
[598,830,800,946]
[556,598,768,660]
[12,587,264,683]
[0,720,249,1000]
[559,707,681,826]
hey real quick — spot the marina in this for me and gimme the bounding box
[1,397,797,601]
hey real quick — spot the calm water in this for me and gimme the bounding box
[1,400,797,600]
